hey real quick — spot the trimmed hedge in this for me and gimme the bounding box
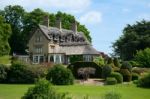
[47,64,74,85]
[106,77,117,85]
[109,72,123,83]
[120,69,132,82]
[137,73,150,88]
[132,73,139,81]
[102,65,112,79]
[121,61,132,72]
[68,62,102,78]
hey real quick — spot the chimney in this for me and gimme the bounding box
[43,15,49,27]
[72,20,77,33]
[56,18,62,31]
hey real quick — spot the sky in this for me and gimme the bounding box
[0,0,150,55]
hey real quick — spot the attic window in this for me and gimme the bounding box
[35,36,42,42]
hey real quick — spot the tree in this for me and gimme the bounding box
[0,5,26,54]
[93,56,105,66]
[134,48,150,68]
[0,15,11,55]
[113,20,150,60]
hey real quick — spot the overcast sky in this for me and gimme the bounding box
[1,0,150,54]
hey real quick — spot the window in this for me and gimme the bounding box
[33,56,38,63]
[84,55,92,62]
[50,55,54,62]
[35,47,43,53]
[35,36,42,42]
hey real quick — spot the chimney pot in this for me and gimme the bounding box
[56,18,62,31]
[72,20,77,33]
[43,15,49,27]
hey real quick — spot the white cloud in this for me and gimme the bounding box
[0,0,91,13]
[79,11,102,25]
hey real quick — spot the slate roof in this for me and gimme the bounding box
[38,25,99,55]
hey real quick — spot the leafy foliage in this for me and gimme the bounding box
[109,72,123,83]
[119,69,132,82]
[93,56,105,66]
[132,73,139,81]
[47,64,74,85]
[0,15,11,56]
[106,77,117,85]
[113,20,150,60]
[134,48,150,68]
[120,61,132,72]
[22,79,71,99]
[137,72,150,88]
[0,64,8,82]
[102,65,112,79]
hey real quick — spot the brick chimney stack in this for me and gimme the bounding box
[72,20,77,33]
[56,18,62,31]
[43,15,49,27]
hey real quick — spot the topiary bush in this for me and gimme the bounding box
[47,64,74,85]
[68,62,102,78]
[0,64,9,83]
[137,72,150,88]
[132,73,139,81]
[113,58,121,68]
[109,72,123,83]
[121,61,132,72]
[22,79,71,99]
[102,65,112,79]
[120,69,132,82]
[106,77,117,85]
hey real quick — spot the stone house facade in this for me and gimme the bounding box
[28,16,99,64]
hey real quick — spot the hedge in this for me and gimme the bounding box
[68,62,102,78]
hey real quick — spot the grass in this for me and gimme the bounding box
[0,55,11,65]
[0,84,149,99]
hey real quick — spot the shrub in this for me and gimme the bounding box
[22,79,71,99]
[103,91,121,99]
[7,62,36,83]
[68,62,102,78]
[113,58,121,68]
[137,72,150,88]
[132,73,139,81]
[93,56,105,66]
[102,65,112,79]
[106,77,117,85]
[0,64,8,82]
[120,69,132,82]
[134,48,150,68]
[121,61,132,72]
[109,72,123,83]
[47,64,74,85]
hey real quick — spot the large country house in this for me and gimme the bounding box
[27,16,99,64]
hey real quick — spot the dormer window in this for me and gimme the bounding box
[35,36,42,42]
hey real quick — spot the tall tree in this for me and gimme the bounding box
[113,20,150,60]
[0,15,11,56]
[0,5,25,54]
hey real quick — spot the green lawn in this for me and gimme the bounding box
[0,55,11,65]
[0,84,149,99]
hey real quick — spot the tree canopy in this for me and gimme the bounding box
[0,15,11,56]
[0,5,91,55]
[113,20,150,60]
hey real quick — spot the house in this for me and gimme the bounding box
[28,16,99,64]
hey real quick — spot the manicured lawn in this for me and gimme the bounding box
[0,55,11,65]
[0,84,149,99]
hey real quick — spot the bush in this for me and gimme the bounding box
[0,64,8,82]
[106,77,117,85]
[109,72,123,83]
[132,73,139,81]
[68,62,102,78]
[121,61,132,72]
[47,64,74,85]
[103,91,121,99]
[113,58,121,68]
[134,48,150,68]
[7,62,36,83]
[120,69,132,82]
[102,65,112,79]
[137,72,150,88]
[22,79,71,99]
